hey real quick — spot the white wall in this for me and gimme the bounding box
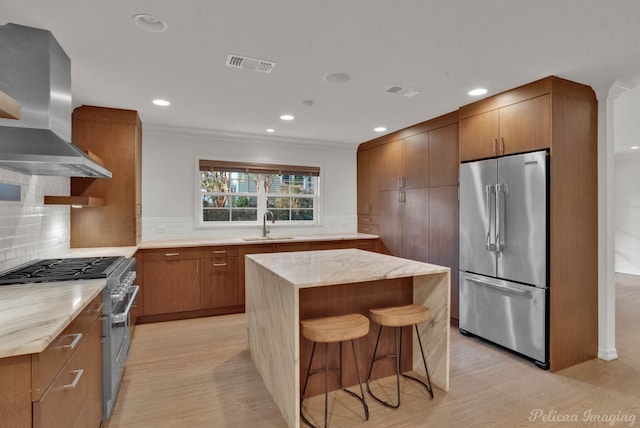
[613,83,640,276]
[0,168,70,272]
[615,154,640,275]
[141,126,358,241]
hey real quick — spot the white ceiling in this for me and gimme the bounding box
[2,0,640,147]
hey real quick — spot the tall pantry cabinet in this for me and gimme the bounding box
[70,106,142,247]
[357,111,460,318]
[459,76,598,372]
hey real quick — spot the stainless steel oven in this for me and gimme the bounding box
[102,257,138,420]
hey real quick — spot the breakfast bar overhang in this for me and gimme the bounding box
[245,248,450,428]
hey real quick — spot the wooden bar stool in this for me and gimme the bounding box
[300,313,370,428]
[366,304,434,408]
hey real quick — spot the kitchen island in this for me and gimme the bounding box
[245,248,450,428]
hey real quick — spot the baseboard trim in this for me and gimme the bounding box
[597,347,618,361]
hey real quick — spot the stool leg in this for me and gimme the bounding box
[300,342,317,428]
[324,342,329,428]
[366,325,401,409]
[400,324,434,399]
[339,339,369,421]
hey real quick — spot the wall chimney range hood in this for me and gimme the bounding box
[0,23,112,178]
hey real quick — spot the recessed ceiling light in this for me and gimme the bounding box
[468,88,488,96]
[152,99,170,106]
[632,146,639,150]
[266,128,275,133]
[133,14,168,32]
[280,114,294,121]
[374,127,387,133]
[323,73,351,84]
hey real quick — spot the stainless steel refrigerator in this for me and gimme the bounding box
[459,150,548,368]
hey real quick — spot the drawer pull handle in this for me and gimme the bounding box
[63,369,84,390]
[213,263,227,267]
[165,252,180,257]
[59,333,83,350]
[213,250,226,254]
[363,228,371,232]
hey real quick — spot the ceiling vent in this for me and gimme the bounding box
[225,54,276,73]
[384,85,420,98]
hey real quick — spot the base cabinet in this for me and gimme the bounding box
[201,247,238,309]
[138,238,380,322]
[142,254,201,315]
[0,295,103,428]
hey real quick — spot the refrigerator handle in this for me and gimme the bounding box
[485,184,496,252]
[496,183,507,254]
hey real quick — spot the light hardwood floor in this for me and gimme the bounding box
[104,275,640,427]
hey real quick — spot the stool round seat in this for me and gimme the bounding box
[301,313,369,343]
[369,304,431,328]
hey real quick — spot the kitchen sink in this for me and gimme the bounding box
[241,236,294,241]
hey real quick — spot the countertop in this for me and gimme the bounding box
[137,233,378,249]
[246,248,450,289]
[0,235,378,359]
[0,246,136,359]
[0,279,106,359]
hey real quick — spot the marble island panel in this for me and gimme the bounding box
[0,279,106,358]
[245,248,450,428]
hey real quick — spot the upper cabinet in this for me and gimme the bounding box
[459,94,550,161]
[70,106,142,247]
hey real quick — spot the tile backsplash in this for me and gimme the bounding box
[0,168,69,273]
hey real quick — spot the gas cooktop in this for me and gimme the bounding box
[0,257,125,285]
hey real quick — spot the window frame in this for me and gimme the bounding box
[195,158,322,229]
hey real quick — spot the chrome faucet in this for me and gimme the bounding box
[263,210,275,237]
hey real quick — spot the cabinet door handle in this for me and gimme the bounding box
[58,333,83,350]
[213,263,227,267]
[399,191,406,203]
[493,138,498,155]
[165,252,180,257]
[500,137,505,154]
[362,228,371,232]
[213,250,226,254]
[63,369,84,390]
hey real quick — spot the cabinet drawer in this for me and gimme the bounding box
[31,294,102,401]
[33,323,93,428]
[358,215,379,225]
[358,223,380,235]
[140,247,201,261]
[202,246,238,259]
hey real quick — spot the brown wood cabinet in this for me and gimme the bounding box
[0,295,103,428]
[358,112,460,317]
[141,248,201,315]
[459,94,551,161]
[137,238,380,323]
[201,247,238,309]
[70,105,142,247]
[458,76,598,372]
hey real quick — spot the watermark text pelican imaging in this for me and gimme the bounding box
[529,409,636,427]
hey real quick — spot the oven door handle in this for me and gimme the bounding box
[111,285,139,324]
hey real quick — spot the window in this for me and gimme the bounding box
[198,160,320,226]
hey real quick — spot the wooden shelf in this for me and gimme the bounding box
[44,196,104,207]
[0,90,21,120]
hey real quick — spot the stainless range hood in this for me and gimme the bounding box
[0,23,112,178]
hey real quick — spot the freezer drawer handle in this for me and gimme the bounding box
[467,277,529,296]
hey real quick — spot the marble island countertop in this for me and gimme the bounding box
[0,279,106,359]
[247,248,449,289]
[137,233,378,249]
